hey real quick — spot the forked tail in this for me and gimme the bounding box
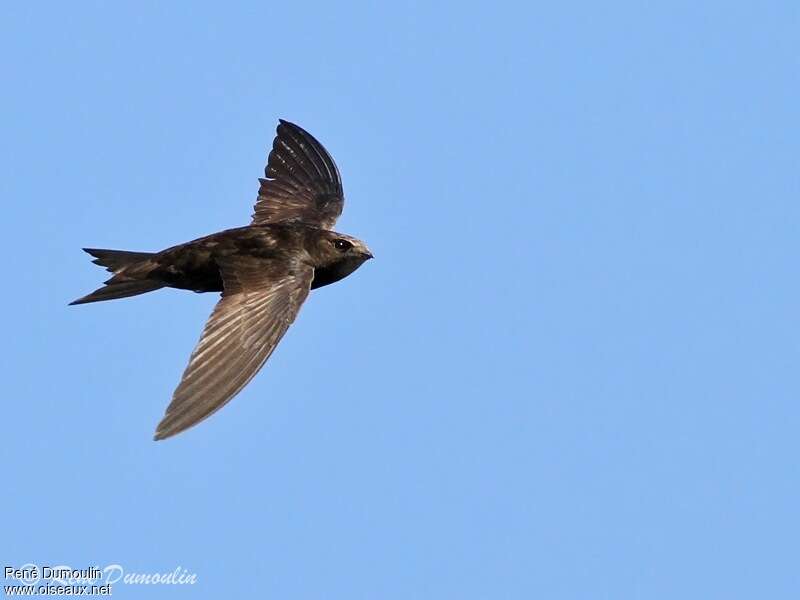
[69,248,164,305]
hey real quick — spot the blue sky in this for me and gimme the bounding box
[2,1,797,598]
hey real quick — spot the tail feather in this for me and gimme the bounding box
[70,247,164,305]
[69,280,164,305]
[83,248,154,272]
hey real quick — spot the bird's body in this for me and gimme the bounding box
[93,223,368,296]
[71,120,373,440]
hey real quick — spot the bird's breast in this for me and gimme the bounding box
[311,257,368,290]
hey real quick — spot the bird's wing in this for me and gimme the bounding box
[251,119,344,230]
[154,255,313,440]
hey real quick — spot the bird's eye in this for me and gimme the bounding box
[333,239,353,252]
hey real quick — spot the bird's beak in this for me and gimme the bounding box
[364,251,374,260]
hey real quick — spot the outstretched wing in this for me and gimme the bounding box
[251,119,344,230]
[154,256,313,440]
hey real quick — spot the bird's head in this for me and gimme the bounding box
[314,231,373,266]
[308,230,373,288]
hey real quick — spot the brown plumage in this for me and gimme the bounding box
[71,120,373,440]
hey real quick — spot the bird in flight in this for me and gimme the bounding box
[71,120,373,440]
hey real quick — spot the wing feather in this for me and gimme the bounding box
[153,256,313,440]
[251,120,344,230]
